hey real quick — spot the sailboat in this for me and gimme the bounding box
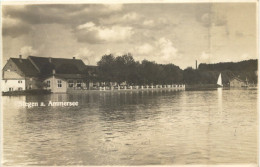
[217,73,223,87]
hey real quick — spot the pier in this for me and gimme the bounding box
[98,84,185,91]
[67,84,185,93]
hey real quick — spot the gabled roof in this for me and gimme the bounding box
[28,56,87,73]
[85,65,98,69]
[83,65,98,74]
[10,58,39,76]
[229,76,246,82]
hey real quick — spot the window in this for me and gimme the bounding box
[46,80,51,87]
[76,80,82,87]
[9,88,13,91]
[18,87,23,91]
[57,80,62,88]
[68,80,74,88]
[18,80,22,84]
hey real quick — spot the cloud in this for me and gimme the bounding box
[2,4,124,37]
[99,12,173,32]
[73,48,94,65]
[134,38,179,64]
[105,4,123,11]
[3,5,68,25]
[2,17,31,37]
[98,26,133,42]
[143,20,155,27]
[136,43,154,55]
[20,46,38,56]
[199,12,227,27]
[199,51,212,63]
[76,22,134,43]
[157,38,178,61]
[123,12,139,20]
[77,22,95,30]
[2,3,256,70]
[99,12,140,25]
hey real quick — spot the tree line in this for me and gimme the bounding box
[96,54,183,85]
[95,54,258,85]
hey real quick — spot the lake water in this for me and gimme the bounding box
[2,89,258,165]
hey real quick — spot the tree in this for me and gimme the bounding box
[97,54,116,82]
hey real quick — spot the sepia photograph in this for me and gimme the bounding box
[1,1,258,166]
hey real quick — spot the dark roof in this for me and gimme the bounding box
[85,65,98,69]
[44,74,87,80]
[10,58,39,76]
[84,65,98,73]
[28,56,87,73]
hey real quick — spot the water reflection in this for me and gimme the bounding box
[2,89,258,165]
[217,88,223,114]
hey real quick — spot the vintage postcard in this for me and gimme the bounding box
[1,0,258,166]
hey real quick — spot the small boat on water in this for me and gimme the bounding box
[217,73,223,88]
[245,83,258,90]
[247,86,258,90]
[241,78,258,89]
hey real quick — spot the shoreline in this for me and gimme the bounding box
[67,86,185,94]
[2,84,257,96]
[2,89,51,96]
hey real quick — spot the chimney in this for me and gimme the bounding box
[52,69,56,75]
[19,55,22,62]
[73,57,75,59]
[49,57,52,63]
[196,60,198,70]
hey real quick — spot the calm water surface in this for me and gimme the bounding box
[2,89,258,165]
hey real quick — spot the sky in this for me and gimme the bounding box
[2,3,257,69]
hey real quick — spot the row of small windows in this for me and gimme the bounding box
[46,80,83,88]
[18,80,23,83]
[46,80,63,88]
[8,87,23,91]
[68,80,82,88]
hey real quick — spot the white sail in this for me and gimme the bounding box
[217,73,223,87]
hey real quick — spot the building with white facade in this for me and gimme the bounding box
[2,55,97,93]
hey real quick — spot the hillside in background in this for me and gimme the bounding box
[198,59,257,72]
[183,59,258,85]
